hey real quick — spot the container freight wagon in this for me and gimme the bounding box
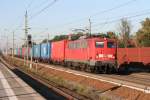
[27,47,31,58]
[18,48,22,58]
[40,42,51,62]
[17,48,21,57]
[14,48,17,56]
[29,47,34,59]
[51,40,67,63]
[33,44,41,60]
[15,48,18,57]
[20,48,23,58]
[18,48,20,57]
[117,47,150,71]
[22,47,26,58]
[65,38,117,73]
[28,47,31,58]
[22,47,31,58]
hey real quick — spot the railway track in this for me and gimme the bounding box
[100,74,150,86]
[130,73,150,79]
[2,56,150,100]
[38,62,150,93]
[0,57,90,100]
[9,56,150,93]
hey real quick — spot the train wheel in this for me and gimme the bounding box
[75,63,80,70]
[64,62,68,67]
[90,66,95,73]
[84,65,87,72]
[107,64,115,74]
[66,62,71,67]
[107,66,113,74]
[104,67,107,74]
[101,66,107,74]
[118,65,129,75]
[71,62,76,70]
[94,66,99,74]
[80,64,85,71]
[85,65,91,72]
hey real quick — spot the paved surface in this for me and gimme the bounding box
[0,62,45,100]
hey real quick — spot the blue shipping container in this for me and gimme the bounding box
[33,44,41,59]
[19,48,22,57]
[15,48,18,56]
[40,42,51,60]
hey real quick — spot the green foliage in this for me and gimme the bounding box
[51,33,85,41]
[107,32,117,39]
[118,40,125,48]
[70,33,84,40]
[51,32,118,42]
[52,35,68,41]
[118,39,136,48]
[139,37,150,47]
[136,18,150,47]
[91,33,108,38]
[119,18,131,47]
[41,39,49,43]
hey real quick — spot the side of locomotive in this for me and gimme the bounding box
[65,38,117,73]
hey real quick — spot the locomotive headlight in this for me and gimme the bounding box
[99,54,104,58]
[96,54,104,58]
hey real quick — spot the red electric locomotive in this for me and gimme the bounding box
[65,37,117,73]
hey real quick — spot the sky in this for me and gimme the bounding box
[0,0,150,49]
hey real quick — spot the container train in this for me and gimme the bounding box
[14,37,117,73]
[14,37,150,73]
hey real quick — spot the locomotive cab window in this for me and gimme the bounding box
[95,41,104,48]
[107,42,116,48]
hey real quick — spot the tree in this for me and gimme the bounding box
[118,18,131,47]
[70,32,84,40]
[41,39,50,43]
[136,18,150,47]
[107,31,117,39]
[52,35,68,41]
